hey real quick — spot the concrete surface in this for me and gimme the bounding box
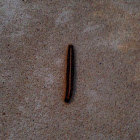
[0,0,140,140]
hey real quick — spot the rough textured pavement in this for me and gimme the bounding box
[0,0,140,139]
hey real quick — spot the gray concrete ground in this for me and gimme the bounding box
[0,0,140,139]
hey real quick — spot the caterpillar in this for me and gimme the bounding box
[64,44,75,103]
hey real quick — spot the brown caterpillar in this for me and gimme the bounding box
[64,44,74,103]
